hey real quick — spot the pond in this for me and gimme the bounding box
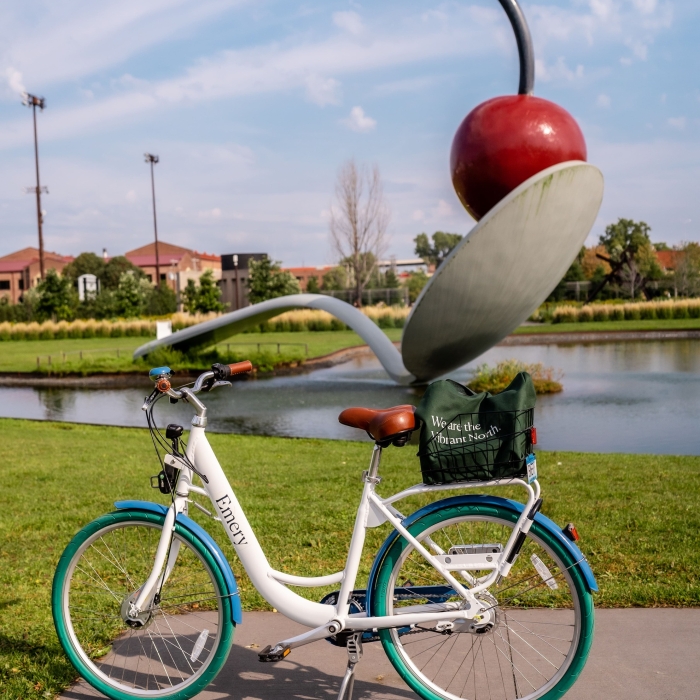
[1,339,699,455]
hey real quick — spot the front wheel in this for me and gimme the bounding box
[371,502,594,700]
[52,510,235,700]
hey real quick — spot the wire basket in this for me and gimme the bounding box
[418,408,534,485]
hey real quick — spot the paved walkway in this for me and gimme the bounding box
[61,609,699,700]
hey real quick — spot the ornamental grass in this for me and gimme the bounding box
[0,319,154,341]
[552,299,700,324]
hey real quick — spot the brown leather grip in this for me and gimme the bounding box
[228,360,253,375]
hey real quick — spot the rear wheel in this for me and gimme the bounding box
[371,502,594,700]
[53,510,235,699]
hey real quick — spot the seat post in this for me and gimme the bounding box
[367,444,382,480]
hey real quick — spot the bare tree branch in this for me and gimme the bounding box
[330,160,390,306]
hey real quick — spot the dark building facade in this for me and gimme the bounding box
[220,253,267,310]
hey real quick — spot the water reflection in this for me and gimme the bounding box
[0,340,698,455]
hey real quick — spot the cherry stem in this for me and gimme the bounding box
[497,0,535,95]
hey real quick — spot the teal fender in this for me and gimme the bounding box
[114,500,242,624]
[365,494,597,616]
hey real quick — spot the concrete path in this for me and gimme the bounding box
[60,609,699,700]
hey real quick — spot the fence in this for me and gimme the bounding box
[321,288,409,306]
[217,341,309,356]
[36,347,128,368]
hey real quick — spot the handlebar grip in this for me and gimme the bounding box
[228,360,253,375]
[211,361,253,380]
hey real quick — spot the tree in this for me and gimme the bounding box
[62,252,106,284]
[114,271,148,317]
[195,270,225,313]
[414,231,463,268]
[384,268,400,289]
[145,282,178,316]
[406,270,429,304]
[306,276,321,294]
[246,257,301,304]
[180,271,225,313]
[547,247,586,302]
[322,266,347,291]
[181,279,199,313]
[35,270,76,321]
[102,256,145,290]
[330,160,390,306]
[587,219,662,301]
[673,242,700,297]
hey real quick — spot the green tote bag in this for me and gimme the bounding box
[415,372,536,485]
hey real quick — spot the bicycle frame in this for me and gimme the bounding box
[134,392,540,647]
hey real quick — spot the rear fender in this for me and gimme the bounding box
[114,500,242,624]
[365,494,597,616]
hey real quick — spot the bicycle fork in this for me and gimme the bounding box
[130,502,181,620]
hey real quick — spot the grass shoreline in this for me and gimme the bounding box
[0,418,697,698]
[1,321,697,377]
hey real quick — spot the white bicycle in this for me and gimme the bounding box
[52,362,597,700]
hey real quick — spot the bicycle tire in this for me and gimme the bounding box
[370,501,594,700]
[52,510,235,700]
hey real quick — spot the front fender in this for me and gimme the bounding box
[366,494,597,616]
[114,500,242,624]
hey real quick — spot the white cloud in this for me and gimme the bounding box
[432,199,452,218]
[0,0,247,92]
[536,56,584,83]
[631,0,658,15]
[304,74,341,106]
[596,93,611,108]
[126,189,137,202]
[373,76,439,95]
[341,106,376,133]
[198,207,222,218]
[412,209,425,221]
[5,67,25,95]
[332,11,363,35]
[667,117,686,130]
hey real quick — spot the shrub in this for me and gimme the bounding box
[468,359,563,395]
[624,306,641,320]
[639,305,656,320]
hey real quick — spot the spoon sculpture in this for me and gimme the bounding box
[135,0,603,385]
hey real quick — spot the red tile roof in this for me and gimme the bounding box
[656,250,684,270]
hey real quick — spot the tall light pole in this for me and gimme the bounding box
[22,93,47,280]
[144,153,160,285]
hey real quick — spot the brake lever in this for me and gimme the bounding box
[212,381,232,390]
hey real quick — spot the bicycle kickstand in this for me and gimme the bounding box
[337,632,363,700]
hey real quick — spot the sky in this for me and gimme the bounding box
[0,0,698,267]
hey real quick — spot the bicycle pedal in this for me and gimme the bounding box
[258,644,291,662]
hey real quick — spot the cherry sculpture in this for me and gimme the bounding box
[451,0,587,220]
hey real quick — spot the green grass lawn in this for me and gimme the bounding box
[0,337,146,373]
[0,418,698,698]
[0,329,403,375]
[515,318,700,334]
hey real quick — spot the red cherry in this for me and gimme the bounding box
[450,95,587,220]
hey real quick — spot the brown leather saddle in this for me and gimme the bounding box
[338,404,416,447]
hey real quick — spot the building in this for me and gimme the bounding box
[220,253,267,310]
[124,242,221,294]
[655,249,684,273]
[0,247,74,304]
